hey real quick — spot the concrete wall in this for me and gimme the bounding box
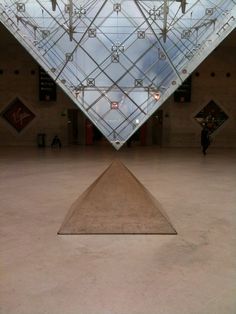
[0,24,235,147]
[0,25,78,147]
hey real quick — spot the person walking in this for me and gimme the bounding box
[201,124,211,155]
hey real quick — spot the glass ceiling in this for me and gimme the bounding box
[0,1,236,149]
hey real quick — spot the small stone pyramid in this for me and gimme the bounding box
[58,160,176,234]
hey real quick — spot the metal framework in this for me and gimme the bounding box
[0,1,236,149]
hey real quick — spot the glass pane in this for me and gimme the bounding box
[0,0,235,148]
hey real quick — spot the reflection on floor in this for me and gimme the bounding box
[0,146,236,314]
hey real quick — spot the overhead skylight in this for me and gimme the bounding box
[0,1,235,148]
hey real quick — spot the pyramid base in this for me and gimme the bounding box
[58,160,177,235]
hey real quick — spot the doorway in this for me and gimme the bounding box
[85,119,109,146]
[85,119,147,147]
[68,109,78,144]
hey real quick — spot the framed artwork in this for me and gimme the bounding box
[194,100,229,133]
[1,98,35,132]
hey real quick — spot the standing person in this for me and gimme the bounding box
[201,124,210,155]
[51,135,62,148]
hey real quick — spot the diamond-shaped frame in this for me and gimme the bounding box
[1,98,35,133]
[194,100,229,133]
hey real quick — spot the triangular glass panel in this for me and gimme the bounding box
[1,1,235,149]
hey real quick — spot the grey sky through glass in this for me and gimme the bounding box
[0,1,235,148]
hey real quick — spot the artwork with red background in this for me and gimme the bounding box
[2,98,35,132]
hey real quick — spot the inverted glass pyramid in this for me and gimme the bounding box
[0,1,235,149]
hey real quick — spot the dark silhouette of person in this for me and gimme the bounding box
[201,125,210,155]
[51,135,62,148]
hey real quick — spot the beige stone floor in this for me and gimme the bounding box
[0,146,236,314]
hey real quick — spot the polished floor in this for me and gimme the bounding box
[0,146,236,314]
